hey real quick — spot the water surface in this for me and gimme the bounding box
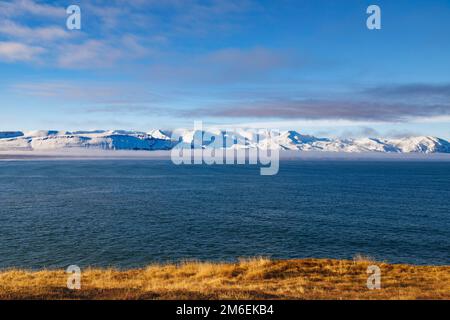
[0,160,449,268]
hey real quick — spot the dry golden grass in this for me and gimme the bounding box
[0,258,449,300]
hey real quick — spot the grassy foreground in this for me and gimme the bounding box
[1,258,449,300]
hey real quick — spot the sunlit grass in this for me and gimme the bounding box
[0,258,449,300]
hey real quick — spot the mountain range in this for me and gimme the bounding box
[0,130,449,154]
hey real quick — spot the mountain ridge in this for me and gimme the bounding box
[0,130,449,154]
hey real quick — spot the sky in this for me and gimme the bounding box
[0,0,449,139]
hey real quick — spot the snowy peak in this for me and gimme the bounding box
[0,130,174,151]
[387,136,450,153]
[148,129,171,140]
[0,130,449,154]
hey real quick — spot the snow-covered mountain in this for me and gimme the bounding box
[0,130,174,151]
[0,129,449,154]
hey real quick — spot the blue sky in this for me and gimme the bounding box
[0,0,449,139]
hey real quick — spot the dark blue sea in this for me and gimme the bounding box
[0,160,449,269]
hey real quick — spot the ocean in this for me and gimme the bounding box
[0,160,449,269]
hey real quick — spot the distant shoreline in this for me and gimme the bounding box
[1,150,450,161]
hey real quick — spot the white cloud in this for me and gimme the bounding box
[0,41,44,62]
[56,36,149,69]
[409,115,450,123]
[10,80,164,104]
[0,20,70,42]
[0,0,64,18]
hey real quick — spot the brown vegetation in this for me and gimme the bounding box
[0,258,449,300]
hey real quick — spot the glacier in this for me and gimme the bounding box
[0,129,449,154]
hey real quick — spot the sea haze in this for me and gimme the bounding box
[0,160,449,269]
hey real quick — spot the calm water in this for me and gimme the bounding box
[0,160,449,269]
